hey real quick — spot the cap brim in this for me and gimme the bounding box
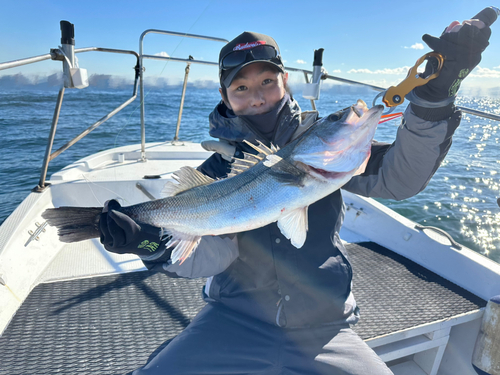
[221,60,285,88]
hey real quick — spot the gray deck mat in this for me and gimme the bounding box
[0,242,486,374]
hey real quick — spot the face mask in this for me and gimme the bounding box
[240,93,290,140]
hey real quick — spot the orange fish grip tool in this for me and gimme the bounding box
[373,52,444,114]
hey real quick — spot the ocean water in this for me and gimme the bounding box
[0,87,499,262]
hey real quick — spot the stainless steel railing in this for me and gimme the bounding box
[138,30,229,160]
[0,46,140,191]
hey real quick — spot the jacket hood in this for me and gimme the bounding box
[208,96,302,148]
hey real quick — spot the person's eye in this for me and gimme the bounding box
[236,85,247,91]
[262,78,273,85]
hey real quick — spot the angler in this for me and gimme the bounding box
[43,17,492,375]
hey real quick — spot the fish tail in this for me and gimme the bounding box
[42,206,102,243]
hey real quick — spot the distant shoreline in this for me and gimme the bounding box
[1,72,499,98]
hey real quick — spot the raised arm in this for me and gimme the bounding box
[343,16,491,200]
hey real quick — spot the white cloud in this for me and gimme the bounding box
[296,59,307,65]
[331,69,341,73]
[347,68,372,74]
[404,43,424,50]
[469,66,500,78]
[154,52,170,57]
[347,66,411,75]
[346,64,500,79]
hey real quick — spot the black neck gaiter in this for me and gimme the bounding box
[240,93,290,141]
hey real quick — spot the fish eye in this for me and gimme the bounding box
[327,113,340,121]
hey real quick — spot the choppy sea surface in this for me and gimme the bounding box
[0,87,499,262]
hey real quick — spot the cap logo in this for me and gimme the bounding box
[233,41,266,51]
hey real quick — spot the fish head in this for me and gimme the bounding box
[293,100,384,181]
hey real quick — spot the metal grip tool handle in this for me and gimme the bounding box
[382,52,444,107]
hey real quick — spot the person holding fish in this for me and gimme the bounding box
[48,12,491,375]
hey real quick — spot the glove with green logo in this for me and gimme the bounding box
[414,20,491,104]
[99,199,167,257]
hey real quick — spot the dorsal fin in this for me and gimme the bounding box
[243,151,265,163]
[243,140,279,156]
[228,140,280,178]
[161,166,215,197]
[227,155,259,178]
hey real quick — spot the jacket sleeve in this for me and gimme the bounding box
[161,235,239,278]
[342,104,461,200]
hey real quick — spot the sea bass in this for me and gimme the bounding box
[43,100,384,264]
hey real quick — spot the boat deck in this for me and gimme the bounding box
[0,242,485,375]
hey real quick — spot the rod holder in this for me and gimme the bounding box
[60,21,88,89]
[303,48,325,101]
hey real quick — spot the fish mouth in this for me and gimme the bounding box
[357,104,384,126]
[308,166,350,180]
[297,161,350,182]
[368,105,384,119]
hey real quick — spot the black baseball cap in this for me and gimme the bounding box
[219,31,285,88]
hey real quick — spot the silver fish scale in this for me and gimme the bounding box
[122,160,307,236]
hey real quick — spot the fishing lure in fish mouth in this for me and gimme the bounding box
[43,100,383,264]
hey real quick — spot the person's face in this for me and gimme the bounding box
[220,62,288,116]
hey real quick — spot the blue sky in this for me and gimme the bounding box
[1,0,499,94]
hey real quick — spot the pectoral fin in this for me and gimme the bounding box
[277,206,309,248]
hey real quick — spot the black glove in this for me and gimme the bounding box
[99,199,167,257]
[414,22,491,103]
